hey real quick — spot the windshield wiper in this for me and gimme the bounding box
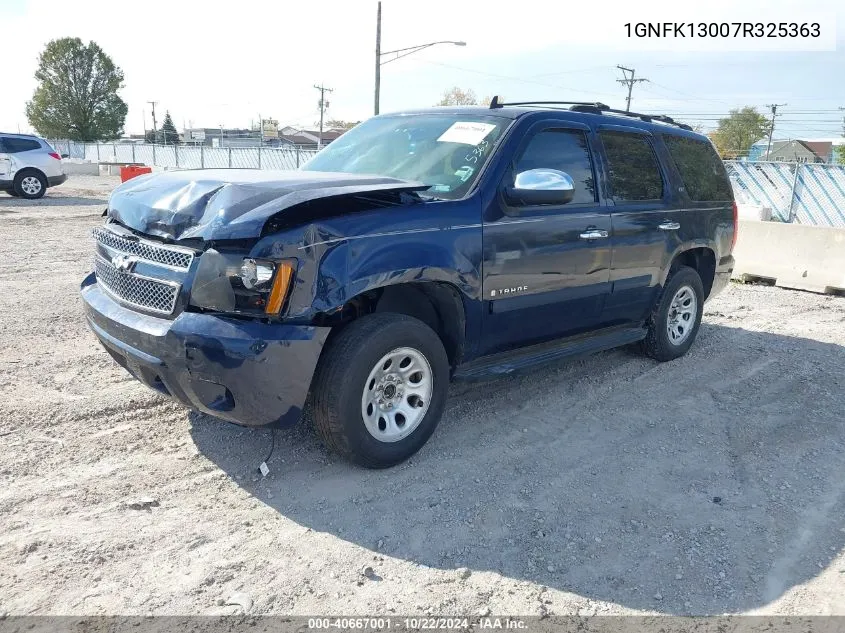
[416,192,447,202]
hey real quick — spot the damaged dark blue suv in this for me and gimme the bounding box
[81,100,736,467]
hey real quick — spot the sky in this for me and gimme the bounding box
[2,0,844,154]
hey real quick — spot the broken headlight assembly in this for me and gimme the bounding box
[189,249,296,316]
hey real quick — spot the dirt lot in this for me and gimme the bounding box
[1,175,844,617]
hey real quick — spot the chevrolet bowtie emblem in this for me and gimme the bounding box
[111,254,138,273]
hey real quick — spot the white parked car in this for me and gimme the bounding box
[0,133,67,199]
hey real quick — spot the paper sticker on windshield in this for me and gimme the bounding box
[437,122,496,145]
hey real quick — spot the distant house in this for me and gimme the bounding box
[182,128,258,147]
[149,126,347,149]
[747,138,837,163]
[277,126,345,149]
[114,134,147,144]
[801,141,834,163]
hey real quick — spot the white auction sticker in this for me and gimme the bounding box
[437,122,496,146]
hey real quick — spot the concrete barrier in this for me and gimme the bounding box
[731,220,845,294]
[62,161,99,175]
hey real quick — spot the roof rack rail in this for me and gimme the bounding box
[489,96,609,110]
[487,96,693,131]
[601,107,693,131]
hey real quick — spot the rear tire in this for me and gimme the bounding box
[13,170,47,199]
[641,265,704,362]
[310,313,449,468]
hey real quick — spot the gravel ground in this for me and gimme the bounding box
[1,175,844,617]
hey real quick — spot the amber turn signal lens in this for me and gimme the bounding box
[265,261,295,315]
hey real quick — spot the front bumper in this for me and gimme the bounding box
[81,273,330,427]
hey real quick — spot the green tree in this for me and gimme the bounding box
[160,111,180,145]
[709,107,770,159]
[835,144,845,165]
[25,37,128,141]
[435,87,478,106]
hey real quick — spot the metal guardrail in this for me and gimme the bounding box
[49,140,319,171]
[725,161,845,228]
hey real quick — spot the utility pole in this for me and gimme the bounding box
[314,83,334,148]
[147,101,158,143]
[616,66,648,112]
[375,1,382,115]
[765,103,787,161]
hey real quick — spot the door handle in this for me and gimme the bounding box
[658,221,681,231]
[579,229,609,240]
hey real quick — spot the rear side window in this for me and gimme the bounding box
[599,132,664,202]
[663,135,733,201]
[514,129,596,204]
[2,137,41,153]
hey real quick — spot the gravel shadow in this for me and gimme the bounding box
[189,322,845,614]
[0,195,105,207]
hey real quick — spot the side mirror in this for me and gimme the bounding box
[505,168,575,206]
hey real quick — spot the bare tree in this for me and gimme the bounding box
[435,87,478,106]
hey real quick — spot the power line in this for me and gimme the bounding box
[528,65,613,79]
[409,58,621,100]
[616,65,649,112]
[639,81,736,106]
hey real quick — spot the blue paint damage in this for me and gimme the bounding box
[82,106,736,429]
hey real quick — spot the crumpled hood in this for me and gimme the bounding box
[106,169,427,241]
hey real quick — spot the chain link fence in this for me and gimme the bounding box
[725,161,845,228]
[49,140,319,171]
[45,142,845,229]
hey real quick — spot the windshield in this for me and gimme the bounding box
[302,114,509,200]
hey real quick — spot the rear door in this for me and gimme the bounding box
[596,127,680,325]
[2,136,43,176]
[0,137,11,184]
[481,120,612,355]
[661,133,735,262]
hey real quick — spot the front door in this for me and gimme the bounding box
[481,122,612,355]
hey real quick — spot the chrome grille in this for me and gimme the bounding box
[93,227,193,270]
[94,256,179,315]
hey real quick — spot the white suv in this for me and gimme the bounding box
[0,133,67,199]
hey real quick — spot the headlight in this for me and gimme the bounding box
[190,250,296,316]
[240,259,275,290]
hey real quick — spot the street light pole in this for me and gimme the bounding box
[373,1,465,115]
[375,1,382,116]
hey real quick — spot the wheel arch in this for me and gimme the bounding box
[665,244,717,299]
[14,166,47,181]
[317,280,469,370]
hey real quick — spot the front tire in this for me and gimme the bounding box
[14,170,47,199]
[310,313,450,468]
[641,265,704,362]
